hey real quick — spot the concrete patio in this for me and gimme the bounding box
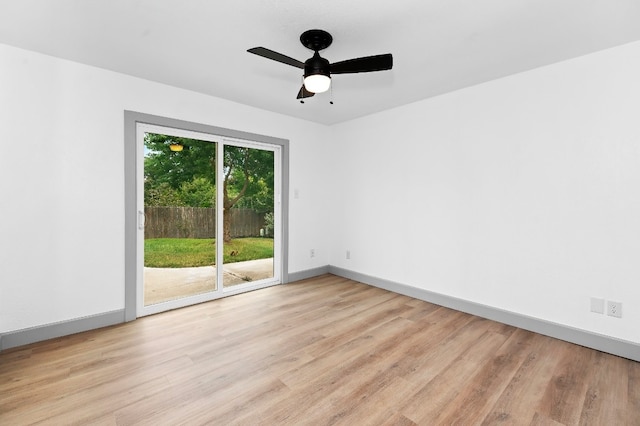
[143,258,274,305]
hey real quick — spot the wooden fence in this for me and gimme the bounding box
[144,207,266,239]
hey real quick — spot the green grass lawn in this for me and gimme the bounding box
[144,238,274,268]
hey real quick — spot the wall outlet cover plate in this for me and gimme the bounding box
[607,301,622,318]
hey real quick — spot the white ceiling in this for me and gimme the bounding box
[1,0,639,125]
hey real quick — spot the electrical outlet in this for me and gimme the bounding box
[607,301,622,318]
[590,297,604,314]
[310,249,315,258]
[346,250,351,260]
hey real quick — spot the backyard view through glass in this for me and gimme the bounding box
[222,145,275,287]
[143,132,275,305]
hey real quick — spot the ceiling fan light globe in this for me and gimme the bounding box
[304,74,331,93]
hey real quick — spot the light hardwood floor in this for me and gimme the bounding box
[1,275,639,425]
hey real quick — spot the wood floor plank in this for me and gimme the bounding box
[402,330,510,423]
[1,274,638,425]
[536,343,598,424]
[481,333,566,424]
[259,317,421,424]
[629,360,640,426]
[578,351,630,425]
[433,328,538,424]
[398,315,495,386]
[529,411,566,425]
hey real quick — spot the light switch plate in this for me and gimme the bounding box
[590,297,604,314]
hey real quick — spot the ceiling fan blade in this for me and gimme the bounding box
[330,54,393,74]
[296,85,315,99]
[247,47,305,69]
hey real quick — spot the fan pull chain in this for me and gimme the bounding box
[300,75,305,104]
[330,80,334,105]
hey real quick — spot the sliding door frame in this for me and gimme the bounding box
[124,111,289,321]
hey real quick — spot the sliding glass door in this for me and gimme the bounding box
[136,123,281,316]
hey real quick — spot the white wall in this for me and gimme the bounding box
[2,39,639,346]
[0,43,331,333]
[330,41,640,343]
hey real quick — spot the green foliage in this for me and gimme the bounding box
[144,181,184,207]
[144,238,274,268]
[222,145,274,212]
[144,133,216,190]
[179,177,216,207]
[145,177,215,207]
[143,133,274,214]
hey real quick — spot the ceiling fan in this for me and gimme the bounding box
[248,29,393,101]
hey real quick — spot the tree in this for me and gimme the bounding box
[144,134,216,191]
[221,145,274,241]
[144,133,274,242]
[144,180,184,207]
[179,177,216,207]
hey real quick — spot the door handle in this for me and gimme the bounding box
[138,210,145,230]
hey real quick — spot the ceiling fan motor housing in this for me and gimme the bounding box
[304,52,331,79]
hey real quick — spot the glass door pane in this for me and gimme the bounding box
[143,132,218,306]
[221,144,276,288]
